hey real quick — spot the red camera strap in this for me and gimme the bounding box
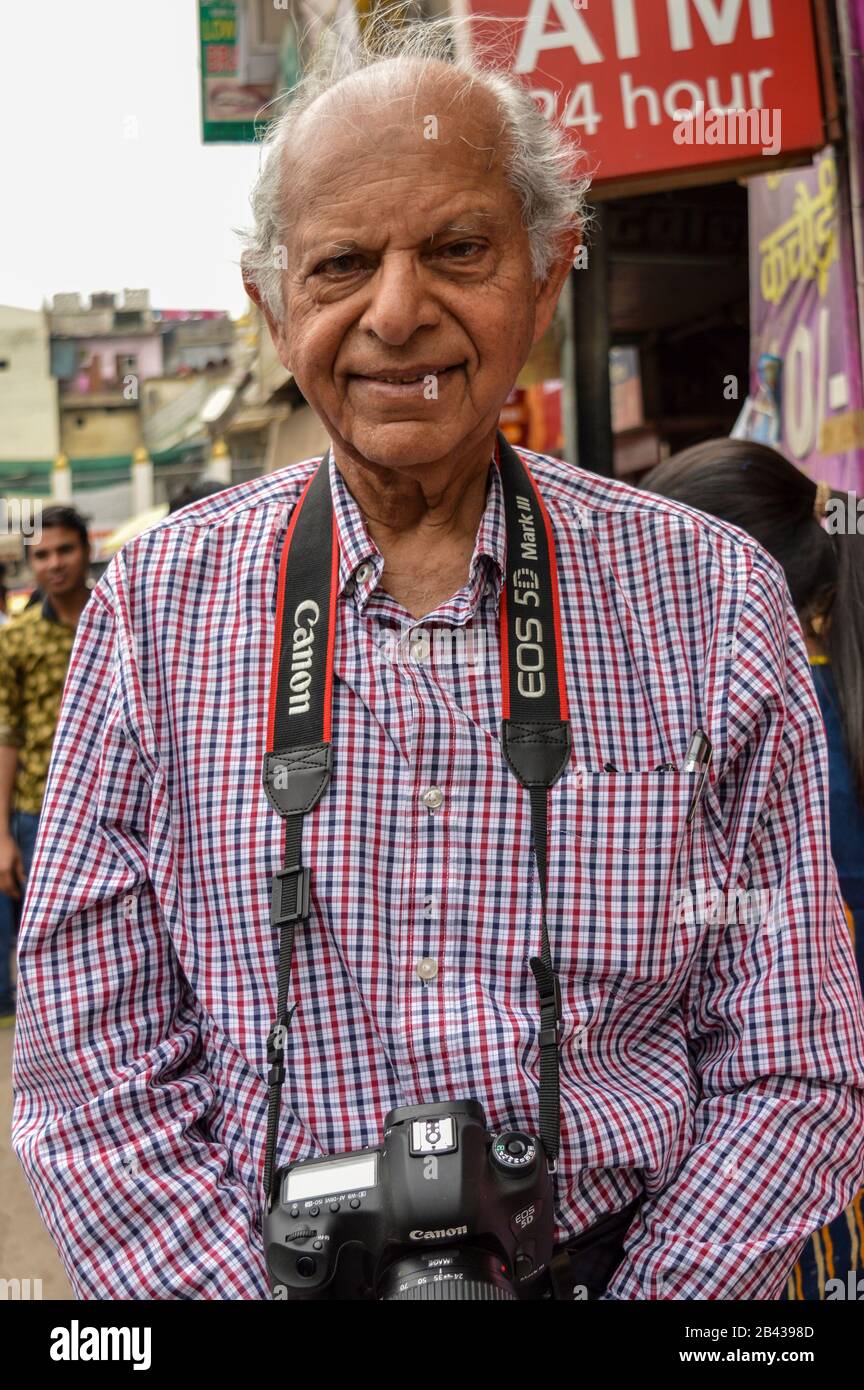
[261,432,571,1205]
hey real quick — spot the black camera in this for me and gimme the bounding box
[264,1099,555,1300]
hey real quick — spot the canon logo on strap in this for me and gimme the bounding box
[288,599,320,715]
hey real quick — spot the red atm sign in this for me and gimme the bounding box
[463,0,826,188]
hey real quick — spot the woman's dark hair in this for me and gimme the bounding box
[642,438,864,803]
[168,479,227,514]
[36,505,90,549]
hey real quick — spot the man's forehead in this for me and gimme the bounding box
[285,66,506,189]
[277,65,522,258]
[294,59,502,143]
[287,123,514,254]
[30,528,81,548]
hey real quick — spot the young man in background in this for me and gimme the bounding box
[0,506,92,1019]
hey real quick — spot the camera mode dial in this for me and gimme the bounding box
[491,1131,537,1175]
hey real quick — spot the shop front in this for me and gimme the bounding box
[460,0,863,491]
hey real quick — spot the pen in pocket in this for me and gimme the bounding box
[683,728,712,822]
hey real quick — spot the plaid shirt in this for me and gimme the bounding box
[12,448,864,1300]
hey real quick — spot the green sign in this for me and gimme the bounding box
[199,1,272,144]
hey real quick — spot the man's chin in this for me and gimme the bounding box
[335,418,485,471]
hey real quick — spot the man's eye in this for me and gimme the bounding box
[438,240,485,259]
[314,254,365,276]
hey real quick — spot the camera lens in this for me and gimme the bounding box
[379,1248,518,1300]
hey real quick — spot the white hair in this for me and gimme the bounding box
[238,8,593,320]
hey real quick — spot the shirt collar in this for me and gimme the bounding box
[329,451,384,601]
[328,445,507,613]
[41,594,60,625]
[40,590,90,629]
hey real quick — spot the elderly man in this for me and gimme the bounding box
[12,19,864,1302]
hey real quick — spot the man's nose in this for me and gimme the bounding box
[358,253,440,345]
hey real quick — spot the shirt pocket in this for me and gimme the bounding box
[548,770,700,987]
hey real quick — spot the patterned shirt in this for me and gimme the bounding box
[11,447,864,1300]
[0,595,84,814]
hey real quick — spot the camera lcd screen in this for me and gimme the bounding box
[285,1155,378,1202]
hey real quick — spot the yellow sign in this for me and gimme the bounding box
[758,155,837,307]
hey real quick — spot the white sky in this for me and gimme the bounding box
[0,0,264,318]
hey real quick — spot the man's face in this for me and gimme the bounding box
[27,527,89,596]
[255,72,571,471]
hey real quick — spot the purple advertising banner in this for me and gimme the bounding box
[843,0,864,441]
[746,144,864,492]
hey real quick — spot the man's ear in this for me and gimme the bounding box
[532,231,581,346]
[242,257,293,372]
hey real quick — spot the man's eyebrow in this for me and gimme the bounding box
[430,212,500,238]
[313,240,360,256]
[301,213,500,262]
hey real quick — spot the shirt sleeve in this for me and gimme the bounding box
[0,622,23,747]
[601,549,864,1300]
[11,560,269,1299]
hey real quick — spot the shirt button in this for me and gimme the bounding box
[355,562,373,584]
[410,629,429,662]
[421,786,444,810]
[416,957,439,981]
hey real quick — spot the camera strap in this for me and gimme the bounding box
[261,432,571,1208]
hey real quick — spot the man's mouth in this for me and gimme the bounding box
[353,362,465,385]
